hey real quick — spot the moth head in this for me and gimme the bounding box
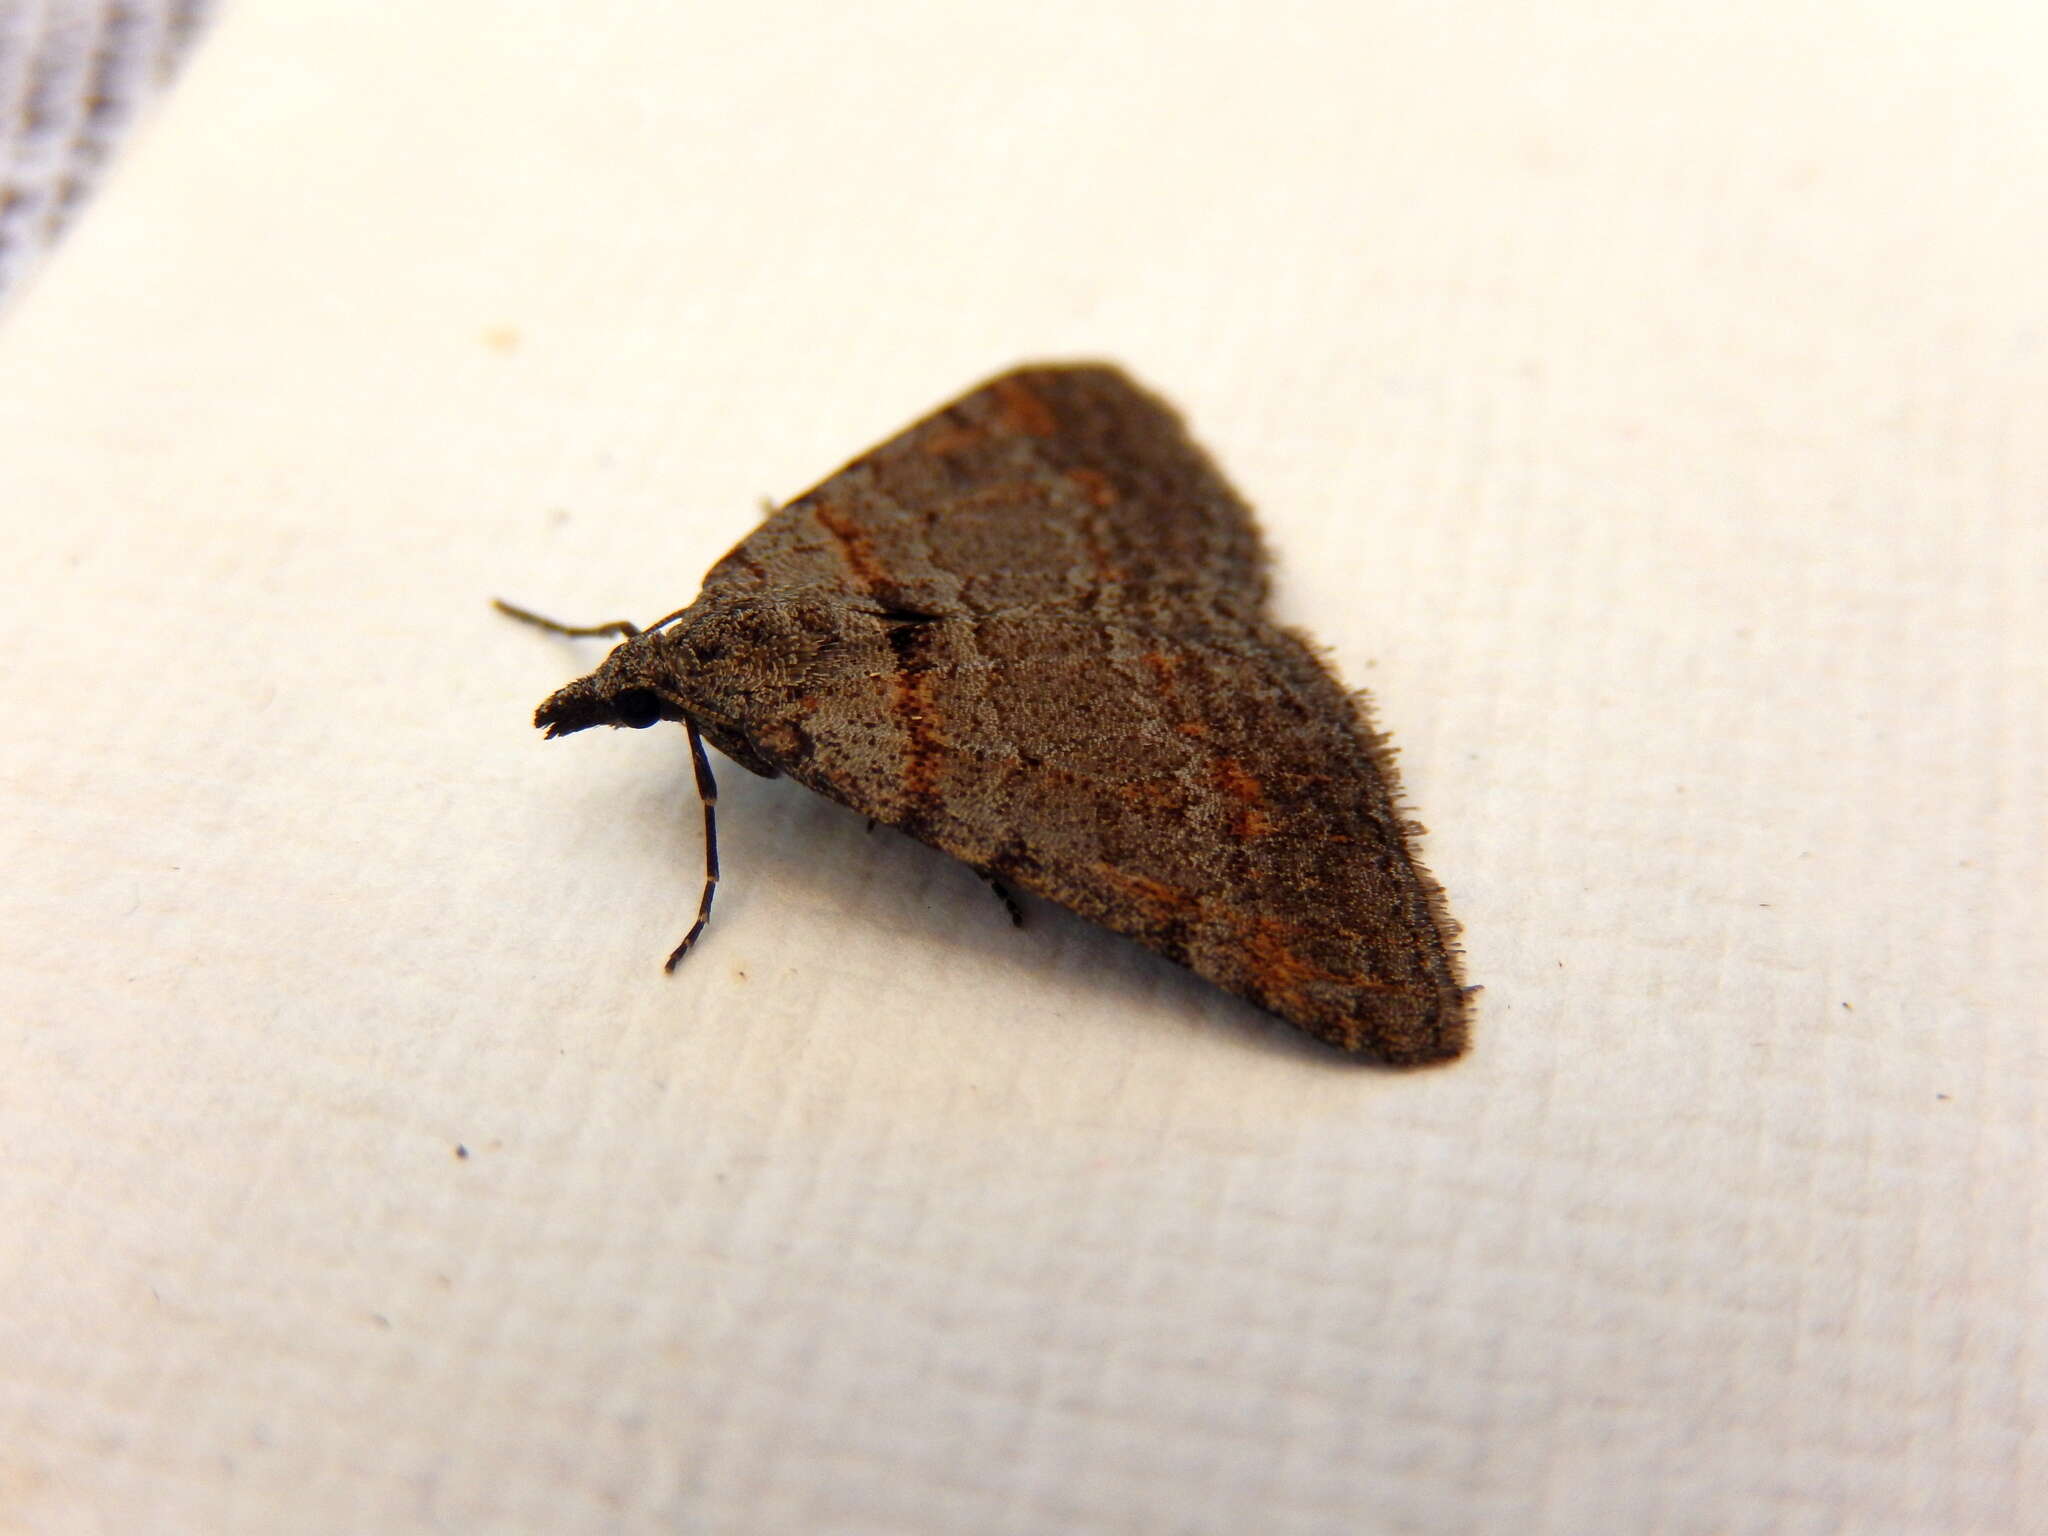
[670,597,845,702]
[533,639,680,739]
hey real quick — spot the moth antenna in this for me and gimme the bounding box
[664,719,721,970]
[642,606,695,635]
[493,599,641,639]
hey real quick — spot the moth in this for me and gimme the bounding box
[501,364,1468,1063]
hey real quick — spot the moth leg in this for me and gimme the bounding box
[976,870,1025,929]
[493,599,641,639]
[664,721,721,970]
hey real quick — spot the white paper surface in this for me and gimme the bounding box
[1,2,2041,1531]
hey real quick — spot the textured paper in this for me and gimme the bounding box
[0,0,211,302]
[1,3,2041,1531]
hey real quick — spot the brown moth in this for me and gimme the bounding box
[502,364,1468,1063]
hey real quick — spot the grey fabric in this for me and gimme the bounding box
[0,0,210,303]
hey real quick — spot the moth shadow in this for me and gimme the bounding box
[709,771,1384,1070]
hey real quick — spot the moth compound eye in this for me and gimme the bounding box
[614,688,663,729]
